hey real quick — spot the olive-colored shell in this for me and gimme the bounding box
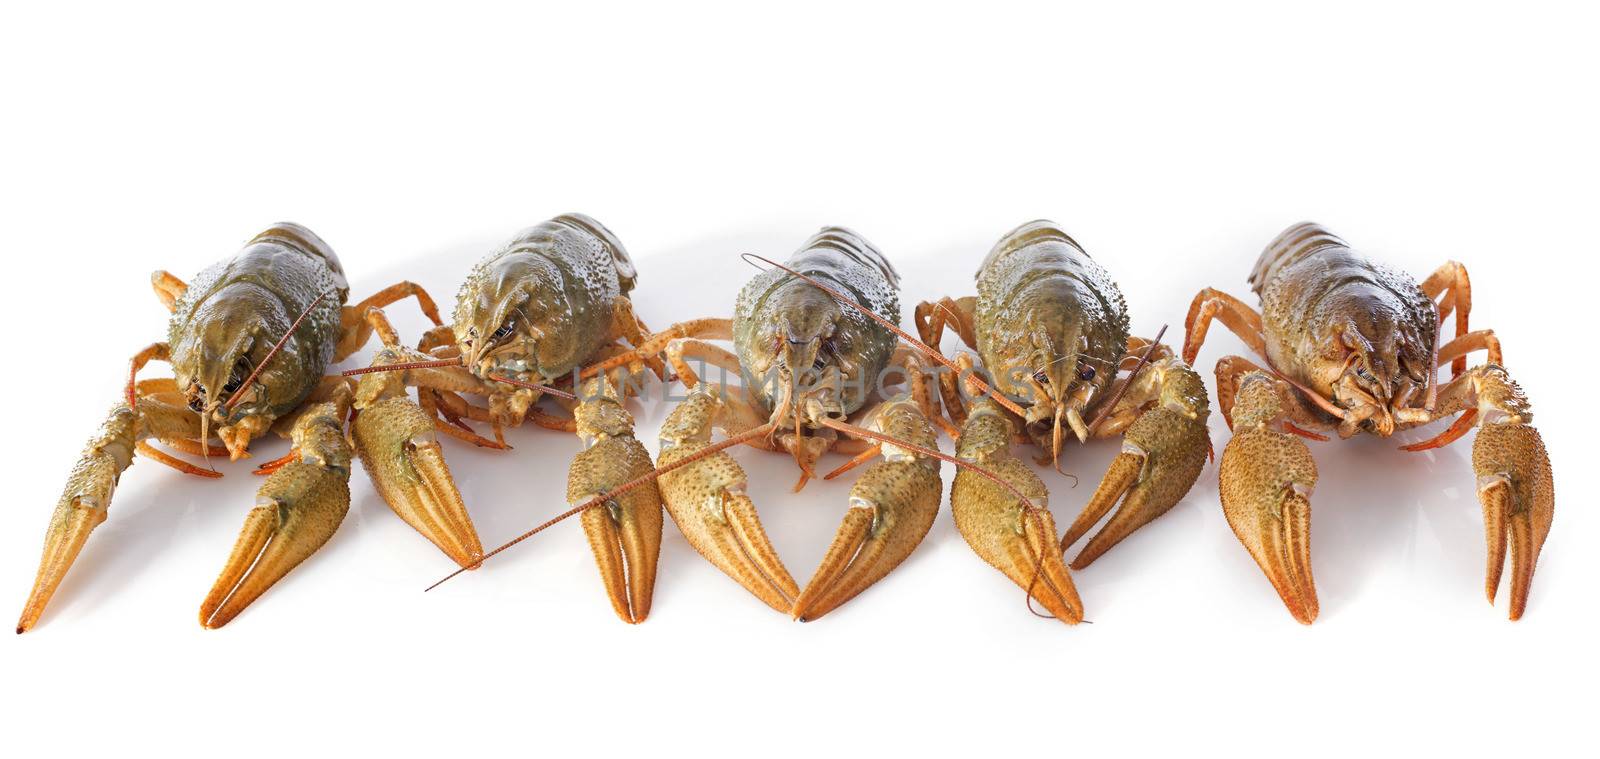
[1251,222,1437,399]
[452,213,635,381]
[733,226,900,417]
[974,220,1129,408]
[168,222,348,422]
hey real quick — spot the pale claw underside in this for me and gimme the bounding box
[353,397,484,568]
[1473,423,1554,620]
[200,460,350,629]
[792,460,941,622]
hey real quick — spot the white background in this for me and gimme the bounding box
[3,2,1594,756]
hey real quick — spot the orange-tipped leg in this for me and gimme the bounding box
[1473,422,1553,620]
[791,458,941,622]
[352,396,484,568]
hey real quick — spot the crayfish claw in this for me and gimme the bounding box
[200,401,352,629]
[791,458,941,622]
[18,405,135,633]
[950,401,1084,624]
[353,396,484,568]
[1218,374,1320,624]
[658,392,799,614]
[1473,422,1553,620]
[568,385,663,624]
[1063,406,1210,569]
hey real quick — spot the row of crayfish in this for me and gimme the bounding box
[18,215,1554,632]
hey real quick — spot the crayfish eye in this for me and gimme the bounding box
[1032,370,1049,384]
[1078,365,1096,382]
[492,322,515,341]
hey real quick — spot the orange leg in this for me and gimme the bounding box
[1437,329,1502,369]
[136,441,223,478]
[125,343,171,408]
[1419,261,1473,378]
[1182,287,1267,366]
[822,444,880,480]
[150,271,188,312]
[335,281,445,361]
[164,438,231,457]
[583,317,732,379]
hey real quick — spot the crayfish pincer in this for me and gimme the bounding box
[1184,222,1554,622]
[20,223,446,631]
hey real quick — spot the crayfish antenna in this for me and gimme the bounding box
[341,359,575,401]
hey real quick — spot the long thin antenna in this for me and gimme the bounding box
[487,374,577,401]
[424,420,778,592]
[226,289,332,411]
[341,358,575,400]
[342,358,464,376]
[742,254,1027,418]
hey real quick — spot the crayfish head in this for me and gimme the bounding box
[1311,307,1434,436]
[452,255,580,383]
[171,282,290,423]
[986,282,1121,454]
[747,287,856,432]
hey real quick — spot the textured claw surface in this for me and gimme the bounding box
[353,396,484,567]
[1473,422,1553,620]
[566,381,662,624]
[792,401,942,622]
[568,433,662,624]
[18,405,136,633]
[1219,376,1320,624]
[658,393,798,613]
[792,457,941,622]
[951,404,1083,624]
[200,400,352,628]
[1063,404,1209,569]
